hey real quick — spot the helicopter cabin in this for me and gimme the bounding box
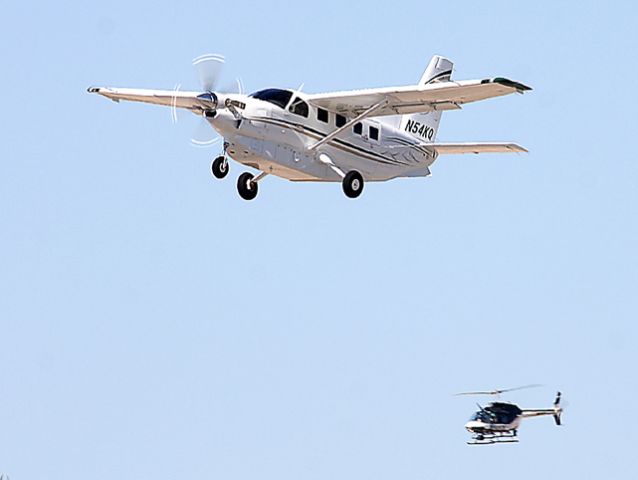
[470,402,522,425]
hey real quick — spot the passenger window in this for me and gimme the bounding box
[336,114,347,128]
[289,97,309,118]
[317,108,329,123]
[369,126,380,141]
[354,123,363,135]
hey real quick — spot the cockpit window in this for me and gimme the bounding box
[470,411,495,423]
[289,97,309,117]
[250,88,293,110]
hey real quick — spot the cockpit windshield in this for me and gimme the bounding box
[470,411,494,423]
[250,88,293,110]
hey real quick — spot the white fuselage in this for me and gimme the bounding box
[211,92,438,182]
[465,417,523,434]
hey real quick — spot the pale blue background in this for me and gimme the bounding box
[1,1,637,479]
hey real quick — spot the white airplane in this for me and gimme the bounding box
[88,54,531,200]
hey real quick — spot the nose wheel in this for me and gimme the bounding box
[211,155,229,179]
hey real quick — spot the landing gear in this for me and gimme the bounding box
[467,431,519,445]
[211,155,229,179]
[237,172,258,201]
[342,170,364,199]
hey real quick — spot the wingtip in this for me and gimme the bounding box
[492,77,533,92]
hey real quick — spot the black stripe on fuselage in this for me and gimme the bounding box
[384,135,433,156]
[247,115,416,167]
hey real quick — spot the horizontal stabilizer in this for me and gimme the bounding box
[431,142,528,155]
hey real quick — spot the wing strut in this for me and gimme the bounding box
[308,99,388,151]
[317,153,345,178]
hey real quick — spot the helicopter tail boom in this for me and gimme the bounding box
[521,391,563,425]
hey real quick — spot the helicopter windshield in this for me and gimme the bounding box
[469,411,494,423]
[250,88,293,110]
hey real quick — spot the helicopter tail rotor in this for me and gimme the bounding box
[553,391,563,426]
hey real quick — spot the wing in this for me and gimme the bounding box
[430,143,528,154]
[307,78,531,117]
[87,86,213,111]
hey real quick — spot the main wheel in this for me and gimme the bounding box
[211,156,229,179]
[342,170,364,198]
[237,172,258,201]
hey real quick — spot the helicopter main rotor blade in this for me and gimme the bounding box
[455,384,543,397]
[455,391,497,397]
[497,384,543,395]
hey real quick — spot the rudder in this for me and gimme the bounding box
[400,55,454,143]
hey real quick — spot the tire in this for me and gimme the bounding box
[342,170,364,198]
[211,156,229,179]
[237,172,258,200]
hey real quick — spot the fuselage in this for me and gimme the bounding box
[465,402,524,434]
[211,89,438,182]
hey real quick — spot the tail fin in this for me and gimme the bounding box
[419,55,454,85]
[553,392,563,426]
[400,55,454,143]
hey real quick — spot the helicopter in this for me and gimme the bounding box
[456,386,563,445]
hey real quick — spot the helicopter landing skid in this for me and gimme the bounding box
[468,432,519,445]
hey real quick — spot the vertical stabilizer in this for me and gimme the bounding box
[400,55,454,142]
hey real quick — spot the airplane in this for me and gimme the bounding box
[456,386,563,445]
[88,54,531,200]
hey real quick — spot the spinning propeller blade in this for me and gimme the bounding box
[219,77,245,95]
[191,114,221,147]
[170,53,241,148]
[193,53,225,92]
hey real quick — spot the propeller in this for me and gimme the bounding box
[455,384,543,398]
[171,53,244,148]
[553,391,563,426]
[193,53,225,92]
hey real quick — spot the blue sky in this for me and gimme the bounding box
[1,1,637,479]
